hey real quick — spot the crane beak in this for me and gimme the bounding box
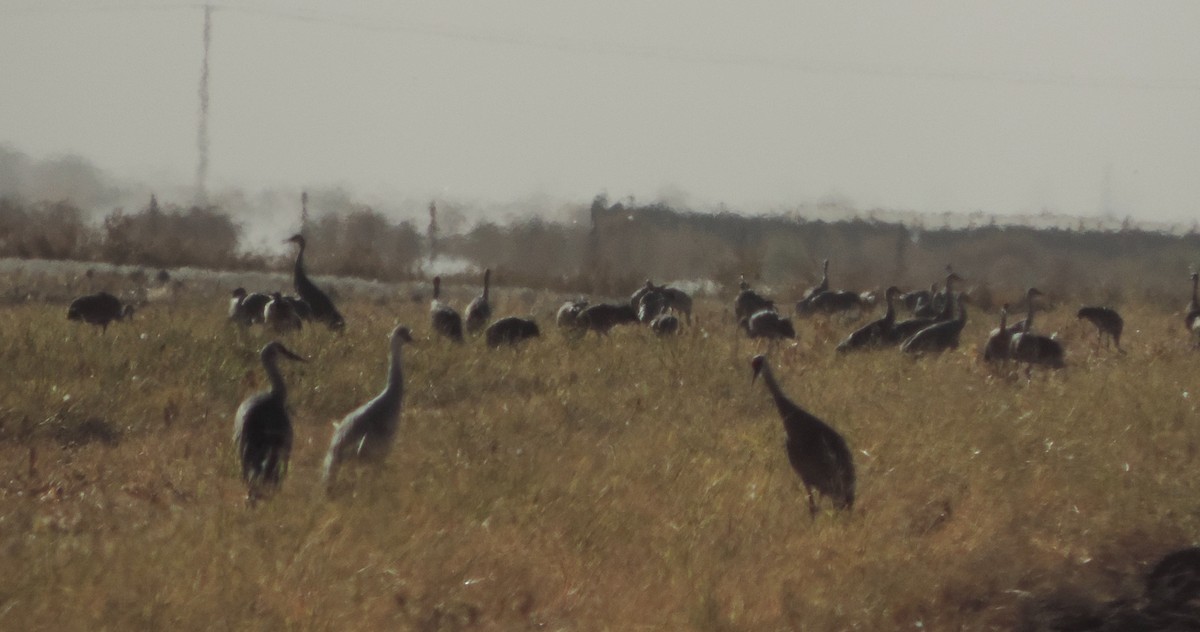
[277,345,307,362]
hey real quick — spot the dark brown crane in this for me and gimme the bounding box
[233,342,305,504]
[285,234,345,331]
[751,355,855,516]
[1076,306,1123,351]
[464,268,492,335]
[836,286,901,352]
[982,304,1012,363]
[900,293,968,354]
[430,276,464,342]
[485,316,540,347]
[67,292,134,332]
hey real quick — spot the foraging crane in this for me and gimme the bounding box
[264,292,303,333]
[1009,288,1065,375]
[902,283,938,314]
[486,316,540,347]
[797,290,864,317]
[233,341,305,503]
[67,292,134,332]
[735,275,775,322]
[229,288,269,326]
[464,268,493,335]
[900,293,968,354]
[751,355,855,516]
[577,303,639,335]
[430,276,464,342]
[556,299,589,330]
[649,313,680,336]
[637,288,668,323]
[322,325,414,491]
[1076,306,1123,351]
[742,309,796,340]
[285,234,345,331]
[836,286,901,352]
[982,304,1012,362]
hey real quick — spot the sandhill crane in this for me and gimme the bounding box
[637,288,668,323]
[285,234,345,331]
[751,355,855,516]
[902,283,938,314]
[649,313,679,336]
[229,288,269,326]
[836,286,901,352]
[658,286,693,324]
[742,309,796,340]
[1186,273,1200,343]
[486,316,540,347]
[264,292,303,333]
[577,303,639,335]
[799,259,830,303]
[735,275,775,322]
[901,293,968,354]
[464,268,492,335]
[982,304,1012,363]
[430,276,464,342]
[284,295,313,322]
[892,271,963,341]
[797,290,864,318]
[1076,306,1123,351]
[233,341,305,503]
[556,299,589,330]
[67,292,134,332]
[322,325,413,491]
[630,279,656,309]
[1010,288,1065,375]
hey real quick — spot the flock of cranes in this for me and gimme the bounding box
[63,244,1200,513]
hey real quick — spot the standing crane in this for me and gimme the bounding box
[1009,288,1065,376]
[285,234,345,331]
[464,268,493,335]
[430,276,464,342]
[982,304,1012,363]
[751,355,855,516]
[67,292,134,332]
[322,325,414,492]
[233,341,305,504]
[900,293,968,354]
[836,286,901,352]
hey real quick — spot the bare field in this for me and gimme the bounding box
[1,278,1199,630]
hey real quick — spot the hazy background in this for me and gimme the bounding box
[2,0,1198,237]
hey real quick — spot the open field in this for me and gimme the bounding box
[1,270,1199,630]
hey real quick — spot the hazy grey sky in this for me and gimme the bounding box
[2,1,1199,221]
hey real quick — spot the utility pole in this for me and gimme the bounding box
[195,4,212,207]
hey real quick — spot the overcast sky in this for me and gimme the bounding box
[2,0,1199,222]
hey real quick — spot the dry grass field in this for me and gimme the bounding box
[1,271,1199,630]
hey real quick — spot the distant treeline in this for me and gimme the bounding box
[1,192,1197,307]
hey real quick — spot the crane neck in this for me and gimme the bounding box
[263,352,288,400]
[483,272,490,300]
[293,240,308,280]
[384,341,405,393]
[1024,293,1036,332]
[1192,276,1198,306]
[759,364,793,420]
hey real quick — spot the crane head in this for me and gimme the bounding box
[391,325,415,345]
[284,234,305,247]
[231,287,247,298]
[750,354,767,385]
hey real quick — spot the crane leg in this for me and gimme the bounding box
[806,487,818,518]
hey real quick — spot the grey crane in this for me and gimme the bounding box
[982,304,1012,363]
[742,309,796,340]
[751,354,855,516]
[556,299,589,330]
[836,286,902,352]
[67,292,134,332]
[1076,306,1124,351]
[264,292,303,333]
[649,313,680,336]
[322,325,414,491]
[891,271,963,341]
[285,234,345,331]
[229,288,269,326]
[901,293,968,354]
[486,316,540,347]
[233,341,305,503]
[430,276,464,342]
[1009,288,1065,375]
[464,268,493,335]
[577,302,639,335]
[735,275,775,322]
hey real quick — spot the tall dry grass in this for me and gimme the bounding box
[0,277,1198,630]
